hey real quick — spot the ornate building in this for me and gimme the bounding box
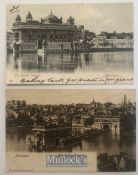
[92,115,120,135]
[12,11,84,52]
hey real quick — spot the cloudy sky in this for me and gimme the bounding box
[6,3,133,34]
[6,89,135,105]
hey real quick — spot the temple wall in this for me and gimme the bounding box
[47,42,72,50]
[21,40,38,51]
[12,28,78,52]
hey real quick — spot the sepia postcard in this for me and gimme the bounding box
[6,89,136,172]
[6,3,133,85]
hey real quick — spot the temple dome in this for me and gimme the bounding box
[46,12,58,20]
[45,10,62,24]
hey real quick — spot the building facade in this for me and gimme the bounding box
[12,11,84,52]
[92,32,133,48]
[92,115,120,134]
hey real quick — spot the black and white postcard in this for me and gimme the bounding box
[6,3,133,85]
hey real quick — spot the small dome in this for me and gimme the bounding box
[15,14,21,22]
[67,16,74,21]
[26,11,32,18]
[67,16,74,25]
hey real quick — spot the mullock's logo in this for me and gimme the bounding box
[46,154,87,167]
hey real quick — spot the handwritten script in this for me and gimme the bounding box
[19,74,133,85]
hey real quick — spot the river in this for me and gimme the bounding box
[6,126,136,155]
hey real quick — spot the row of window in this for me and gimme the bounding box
[95,119,119,123]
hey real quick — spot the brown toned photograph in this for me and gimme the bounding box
[6,3,133,85]
[6,89,136,172]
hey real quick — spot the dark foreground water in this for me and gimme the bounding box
[6,127,136,155]
[7,51,133,74]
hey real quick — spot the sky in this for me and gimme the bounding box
[6,89,136,105]
[6,3,133,34]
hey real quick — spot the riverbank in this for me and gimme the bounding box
[7,47,133,54]
[79,47,133,53]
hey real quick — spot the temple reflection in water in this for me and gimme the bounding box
[7,51,133,74]
[7,52,82,73]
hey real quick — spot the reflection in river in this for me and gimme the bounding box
[7,51,133,74]
[6,127,136,155]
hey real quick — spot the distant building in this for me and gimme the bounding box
[106,38,133,48]
[92,32,133,48]
[7,100,26,107]
[72,115,84,127]
[92,115,120,133]
[121,94,136,115]
[92,34,106,48]
[72,114,92,127]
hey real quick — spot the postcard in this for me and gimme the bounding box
[6,3,133,85]
[6,89,136,172]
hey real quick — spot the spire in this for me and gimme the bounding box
[51,9,53,15]
[124,94,127,105]
[93,98,95,103]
